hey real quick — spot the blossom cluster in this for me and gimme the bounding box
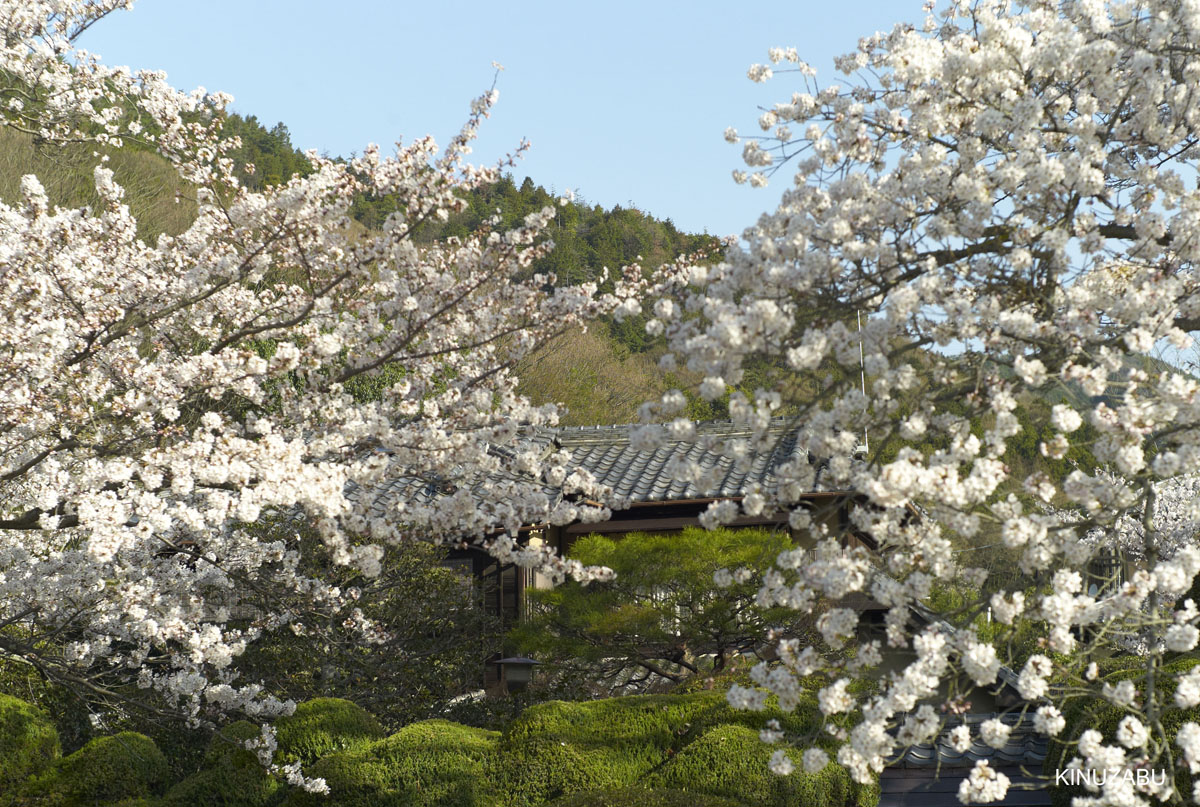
[646,1,1200,803]
[0,0,645,763]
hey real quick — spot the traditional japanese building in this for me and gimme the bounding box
[358,417,1052,801]
[356,417,879,624]
[482,419,876,625]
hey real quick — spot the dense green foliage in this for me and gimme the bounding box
[0,693,60,796]
[513,528,799,687]
[282,689,869,807]
[499,689,872,807]
[235,541,503,730]
[159,720,279,807]
[22,731,170,806]
[358,172,720,299]
[284,720,501,807]
[274,699,387,765]
[644,724,855,807]
[0,689,873,807]
[203,720,264,767]
[546,789,744,807]
[220,114,313,191]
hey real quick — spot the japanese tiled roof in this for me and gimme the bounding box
[355,418,835,518]
[890,713,1048,769]
[554,419,829,503]
[879,767,1051,807]
[880,714,1052,806]
[349,430,560,518]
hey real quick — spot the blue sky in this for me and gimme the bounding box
[79,1,918,237]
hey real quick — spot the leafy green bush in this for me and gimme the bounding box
[494,692,743,804]
[274,698,387,765]
[0,693,60,797]
[644,724,866,807]
[514,528,796,688]
[283,719,500,807]
[491,689,851,807]
[203,720,264,766]
[270,689,873,807]
[161,722,280,807]
[546,788,745,807]
[161,762,281,807]
[25,731,169,806]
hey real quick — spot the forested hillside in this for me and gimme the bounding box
[2,104,1183,464]
[0,110,721,425]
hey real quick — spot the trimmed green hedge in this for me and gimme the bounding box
[274,689,870,807]
[0,688,876,807]
[161,721,280,807]
[204,720,265,767]
[274,698,387,765]
[490,690,865,807]
[494,693,727,802]
[644,724,868,807]
[284,719,501,807]
[23,731,169,806]
[1046,655,1200,807]
[0,693,60,797]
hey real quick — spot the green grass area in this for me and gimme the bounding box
[0,127,196,242]
[514,327,679,426]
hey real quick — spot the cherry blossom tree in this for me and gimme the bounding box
[0,1,634,779]
[635,1,1200,803]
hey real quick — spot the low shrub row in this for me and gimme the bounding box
[2,716,167,807]
[1,693,876,807]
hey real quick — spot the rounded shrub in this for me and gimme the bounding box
[274,698,387,765]
[644,724,863,807]
[493,694,729,804]
[204,720,264,766]
[0,694,60,795]
[161,764,281,807]
[492,690,853,807]
[32,731,169,805]
[489,730,614,806]
[283,719,500,807]
[161,722,279,807]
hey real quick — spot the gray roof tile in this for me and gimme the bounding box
[553,419,817,503]
[890,713,1048,769]
[354,418,833,518]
